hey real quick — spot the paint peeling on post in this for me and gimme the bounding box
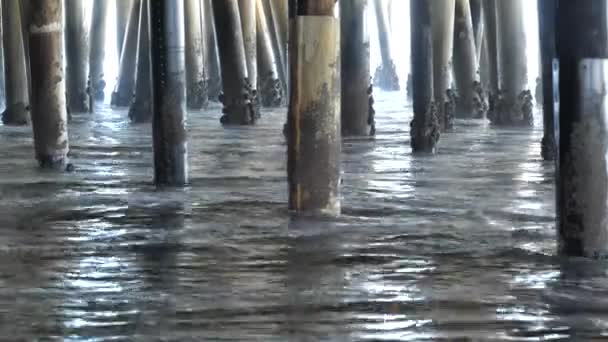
[149,0,188,186]
[29,0,70,169]
[287,1,341,216]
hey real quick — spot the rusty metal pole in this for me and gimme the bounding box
[373,0,399,91]
[149,0,188,186]
[128,0,151,123]
[256,0,283,107]
[287,0,341,216]
[556,0,608,258]
[410,0,439,153]
[111,0,140,107]
[185,0,207,109]
[538,0,556,161]
[29,0,70,169]
[2,0,30,125]
[89,0,109,102]
[212,0,259,125]
[341,0,374,136]
[64,0,89,113]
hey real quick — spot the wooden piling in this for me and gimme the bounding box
[89,0,109,102]
[185,0,207,110]
[29,0,69,169]
[128,0,151,123]
[373,0,399,91]
[212,0,258,125]
[410,0,439,153]
[556,0,608,258]
[493,0,531,126]
[0,1,5,113]
[2,0,30,125]
[116,0,133,58]
[482,0,498,117]
[65,0,90,113]
[453,0,485,118]
[111,0,140,107]
[431,0,456,131]
[203,0,221,101]
[287,0,341,216]
[256,0,283,107]
[537,0,556,161]
[238,0,257,92]
[340,0,374,136]
[149,0,188,186]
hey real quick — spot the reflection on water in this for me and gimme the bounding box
[0,92,606,340]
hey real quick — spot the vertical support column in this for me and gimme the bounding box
[29,0,69,169]
[116,0,133,58]
[203,0,221,101]
[128,0,151,123]
[256,0,283,107]
[89,0,109,102]
[238,0,257,94]
[556,0,608,257]
[340,0,374,136]
[149,0,188,186]
[373,0,399,91]
[493,0,532,126]
[111,0,140,107]
[184,0,207,110]
[2,0,30,125]
[469,0,482,56]
[65,0,89,113]
[287,0,340,216]
[410,0,439,153]
[453,0,486,118]
[538,0,556,161]
[212,0,259,125]
[431,0,456,131]
[0,1,5,113]
[482,0,498,117]
[267,0,288,93]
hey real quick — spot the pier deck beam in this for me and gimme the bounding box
[287,0,341,216]
[149,0,188,186]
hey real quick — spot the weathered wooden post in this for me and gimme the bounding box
[469,0,482,56]
[431,0,456,130]
[538,0,556,161]
[89,0,109,102]
[410,0,439,153]
[29,0,69,169]
[111,0,140,107]
[373,0,399,91]
[116,0,133,58]
[453,0,485,118]
[203,0,221,101]
[238,0,257,93]
[267,0,288,91]
[493,0,532,126]
[287,0,340,216]
[256,0,283,107]
[128,0,151,123]
[149,0,188,186]
[65,0,89,113]
[212,0,258,125]
[184,0,207,109]
[482,0,498,118]
[341,0,374,136]
[556,0,608,258]
[2,0,30,125]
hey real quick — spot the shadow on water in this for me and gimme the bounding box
[0,91,605,340]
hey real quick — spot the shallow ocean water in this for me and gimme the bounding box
[0,91,606,341]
